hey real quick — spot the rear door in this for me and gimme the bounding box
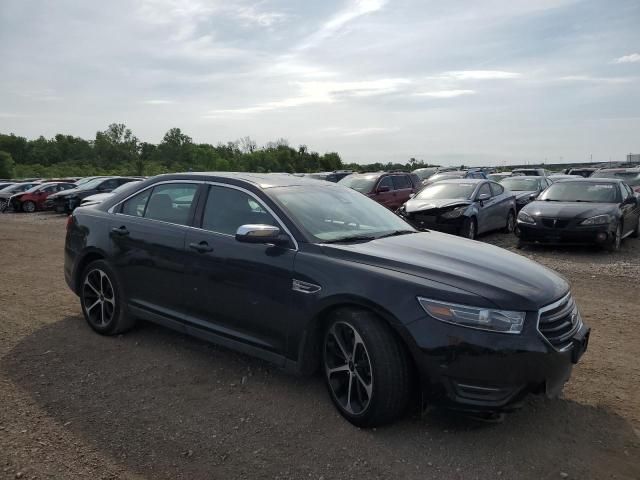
[489,182,511,228]
[391,174,414,207]
[182,184,296,357]
[109,182,201,319]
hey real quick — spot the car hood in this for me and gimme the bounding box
[404,198,471,213]
[0,192,15,200]
[321,232,568,311]
[522,201,617,219]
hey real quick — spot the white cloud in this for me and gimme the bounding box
[558,75,633,84]
[205,77,410,116]
[321,126,399,137]
[233,6,289,27]
[442,71,522,80]
[414,89,476,98]
[143,99,175,105]
[613,53,640,64]
[298,0,387,49]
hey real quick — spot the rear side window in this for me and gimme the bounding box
[489,182,504,196]
[122,189,151,217]
[392,175,412,189]
[377,176,394,191]
[144,184,198,225]
[201,186,277,235]
[100,179,120,190]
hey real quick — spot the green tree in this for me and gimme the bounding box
[0,151,16,178]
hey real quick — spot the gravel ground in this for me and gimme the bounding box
[0,212,639,480]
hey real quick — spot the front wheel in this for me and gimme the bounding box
[22,201,36,213]
[80,260,136,335]
[0,199,7,213]
[461,217,477,240]
[606,224,622,252]
[323,309,411,427]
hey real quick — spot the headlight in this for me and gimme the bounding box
[418,297,525,334]
[517,211,535,224]
[441,206,467,219]
[580,214,610,225]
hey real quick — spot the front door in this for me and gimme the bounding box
[183,184,296,356]
[391,174,414,208]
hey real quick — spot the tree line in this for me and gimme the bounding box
[0,123,436,179]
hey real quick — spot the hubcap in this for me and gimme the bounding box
[24,202,35,212]
[82,269,116,327]
[324,321,373,415]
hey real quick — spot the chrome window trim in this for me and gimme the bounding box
[108,179,298,251]
[536,292,581,352]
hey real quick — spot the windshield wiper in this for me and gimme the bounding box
[376,229,417,239]
[323,234,378,244]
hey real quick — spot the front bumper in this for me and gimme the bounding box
[517,222,612,245]
[402,213,466,235]
[52,197,80,213]
[405,307,590,412]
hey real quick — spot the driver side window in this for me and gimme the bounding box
[478,183,492,198]
[202,186,277,236]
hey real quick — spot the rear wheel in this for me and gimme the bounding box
[323,308,411,427]
[461,217,477,240]
[80,260,136,335]
[503,210,515,233]
[0,199,7,212]
[22,201,36,213]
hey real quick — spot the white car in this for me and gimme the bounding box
[80,180,142,206]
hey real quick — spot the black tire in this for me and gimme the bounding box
[461,217,477,240]
[0,199,7,213]
[503,210,515,233]
[22,201,36,213]
[323,308,411,428]
[516,239,524,249]
[605,223,622,252]
[631,216,640,238]
[80,259,136,335]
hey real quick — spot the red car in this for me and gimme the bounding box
[338,172,422,210]
[10,182,77,212]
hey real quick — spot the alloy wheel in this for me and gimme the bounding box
[506,212,515,233]
[468,220,476,239]
[614,224,622,250]
[82,269,116,327]
[0,199,7,212]
[23,201,35,213]
[324,321,373,415]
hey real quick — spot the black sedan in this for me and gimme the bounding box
[499,176,552,211]
[65,173,589,427]
[517,178,640,250]
[49,176,140,213]
[398,179,516,239]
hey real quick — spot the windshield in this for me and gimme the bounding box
[591,171,640,187]
[77,177,110,190]
[0,183,37,193]
[270,185,414,242]
[428,173,463,182]
[415,182,476,200]
[500,177,541,191]
[413,168,436,180]
[75,177,102,186]
[338,175,378,193]
[538,181,619,203]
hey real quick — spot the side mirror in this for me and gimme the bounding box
[529,193,538,201]
[477,193,490,202]
[235,224,288,245]
[377,185,391,193]
[409,193,415,198]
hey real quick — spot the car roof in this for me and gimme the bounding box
[553,177,624,183]
[158,172,339,189]
[431,178,485,184]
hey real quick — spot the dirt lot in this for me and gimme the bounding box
[1,212,639,480]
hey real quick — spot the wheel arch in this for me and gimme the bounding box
[72,248,108,294]
[294,295,418,376]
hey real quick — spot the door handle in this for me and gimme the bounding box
[189,241,213,253]
[111,226,129,236]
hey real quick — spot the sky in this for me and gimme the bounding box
[0,0,639,166]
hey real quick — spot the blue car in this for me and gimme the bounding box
[398,179,516,239]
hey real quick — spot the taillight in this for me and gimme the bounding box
[66,215,74,231]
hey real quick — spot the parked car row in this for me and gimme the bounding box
[0,176,143,213]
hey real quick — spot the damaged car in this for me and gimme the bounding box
[499,176,552,211]
[397,179,516,239]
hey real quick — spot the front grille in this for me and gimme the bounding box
[541,218,570,229]
[538,294,581,350]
